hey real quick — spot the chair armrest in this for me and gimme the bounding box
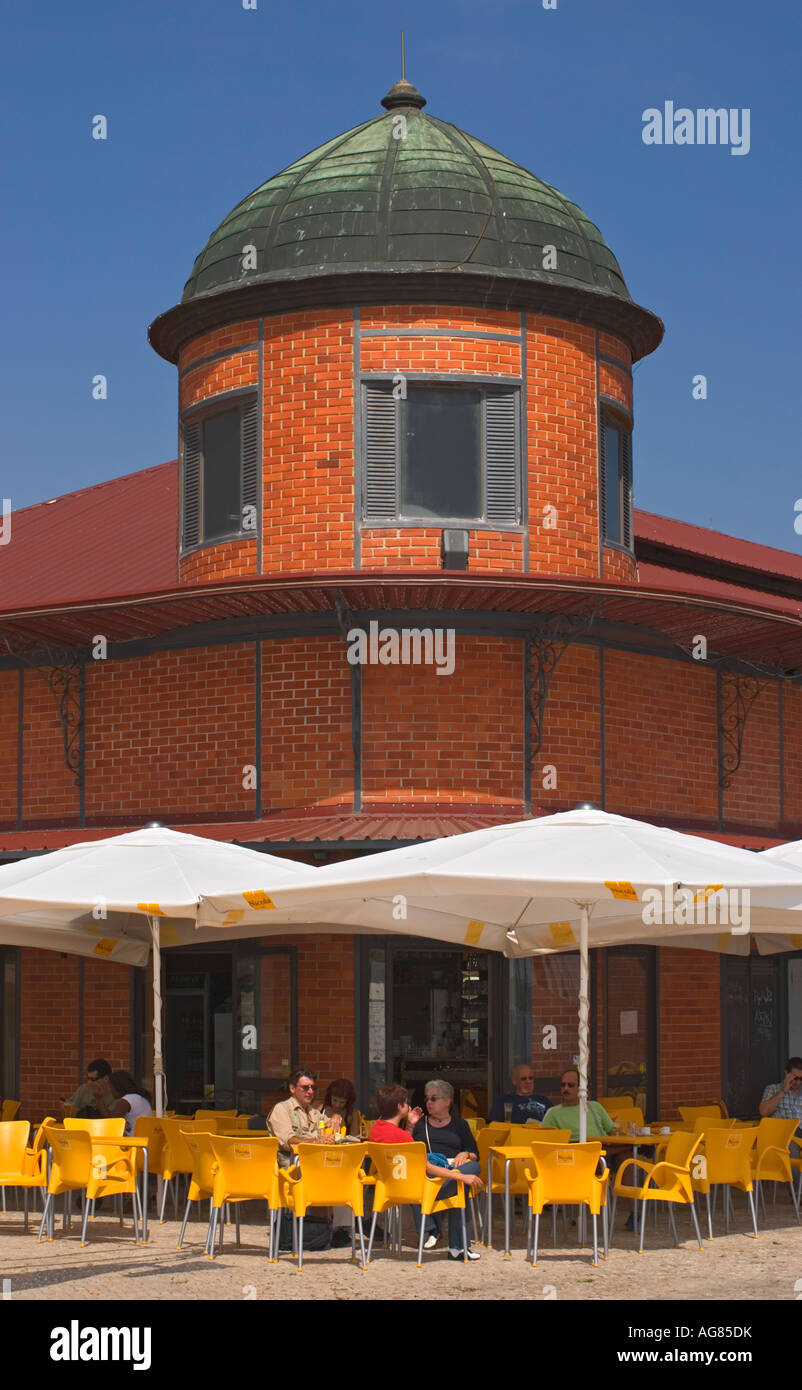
[755,1146,792,1179]
[613,1157,653,1192]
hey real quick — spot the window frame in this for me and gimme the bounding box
[179,388,259,556]
[360,375,523,531]
[599,400,634,552]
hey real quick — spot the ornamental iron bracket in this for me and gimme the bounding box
[1,632,85,788]
[527,610,599,764]
[718,670,771,790]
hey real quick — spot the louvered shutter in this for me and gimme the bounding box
[363,384,398,519]
[622,429,633,549]
[181,420,201,549]
[484,389,519,524]
[241,397,259,529]
[598,412,607,540]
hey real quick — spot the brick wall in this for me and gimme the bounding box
[658,947,722,1114]
[170,304,635,583]
[261,639,352,810]
[0,670,18,823]
[17,951,131,1120]
[360,635,524,806]
[84,644,256,820]
[604,650,718,821]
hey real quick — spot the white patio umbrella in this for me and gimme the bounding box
[757,841,802,953]
[198,807,802,1139]
[0,826,320,1115]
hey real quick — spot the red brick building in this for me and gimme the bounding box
[1,78,801,1123]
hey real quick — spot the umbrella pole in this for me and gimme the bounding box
[578,904,590,1144]
[149,916,165,1119]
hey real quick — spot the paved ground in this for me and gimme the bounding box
[1,1193,799,1301]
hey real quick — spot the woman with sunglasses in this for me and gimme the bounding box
[411,1078,483,1260]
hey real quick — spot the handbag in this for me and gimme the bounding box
[425,1118,455,1170]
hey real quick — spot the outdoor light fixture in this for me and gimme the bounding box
[441,529,469,570]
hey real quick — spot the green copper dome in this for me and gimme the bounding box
[150,82,662,362]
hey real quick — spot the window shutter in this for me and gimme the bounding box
[622,430,633,549]
[182,420,201,550]
[363,384,398,519]
[598,412,607,540]
[241,397,259,523]
[484,389,519,524]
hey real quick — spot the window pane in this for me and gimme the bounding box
[235,949,293,1083]
[203,409,241,541]
[402,388,481,520]
[605,952,649,1113]
[604,423,621,541]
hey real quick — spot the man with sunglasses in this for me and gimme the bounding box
[268,1068,330,1167]
[759,1056,802,1125]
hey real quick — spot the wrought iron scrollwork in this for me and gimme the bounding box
[526,611,599,764]
[718,670,770,789]
[0,632,85,787]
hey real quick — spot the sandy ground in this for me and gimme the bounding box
[1,1191,800,1302]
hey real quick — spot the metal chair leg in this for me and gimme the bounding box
[592,1211,598,1267]
[178,1197,192,1248]
[747,1189,758,1238]
[366,1209,379,1265]
[531,1211,540,1266]
[298,1215,304,1270]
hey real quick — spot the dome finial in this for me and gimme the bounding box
[382,36,426,111]
[381,76,426,111]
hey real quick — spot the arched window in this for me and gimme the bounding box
[180,394,258,552]
[599,404,633,549]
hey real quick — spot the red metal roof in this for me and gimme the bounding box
[634,509,802,583]
[0,809,784,857]
[1,464,800,616]
[0,462,178,608]
[0,808,526,856]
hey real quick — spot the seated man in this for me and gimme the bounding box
[488,1063,552,1124]
[759,1055,802,1123]
[369,1083,423,1143]
[268,1068,330,1168]
[759,1055,802,1156]
[59,1058,114,1118]
[541,1068,617,1143]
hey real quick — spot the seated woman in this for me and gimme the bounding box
[412,1078,483,1261]
[321,1078,360,1137]
[106,1071,153,1136]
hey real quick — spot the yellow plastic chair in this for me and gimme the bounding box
[1,1120,50,1230]
[750,1118,800,1222]
[691,1126,759,1239]
[177,1130,220,1252]
[39,1124,142,1245]
[207,1135,282,1259]
[608,1106,645,1131]
[524,1141,609,1267]
[1,1101,21,1122]
[477,1124,509,1245]
[194,1109,236,1122]
[362,1141,433,1264]
[679,1104,725,1124]
[598,1096,635,1115]
[612,1130,705,1252]
[691,1116,736,1135]
[64,1117,126,1137]
[158,1118,204,1222]
[279,1142,368,1269]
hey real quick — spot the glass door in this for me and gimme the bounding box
[233,944,297,1113]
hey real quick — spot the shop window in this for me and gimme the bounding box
[362,381,520,526]
[181,395,258,550]
[600,407,633,548]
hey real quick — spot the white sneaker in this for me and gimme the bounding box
[423,1232,440,1250]
[449,1247,480,1261]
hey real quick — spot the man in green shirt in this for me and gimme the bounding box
[541,1068,617,1143]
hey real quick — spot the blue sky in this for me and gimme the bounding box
[2,0,800,552]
